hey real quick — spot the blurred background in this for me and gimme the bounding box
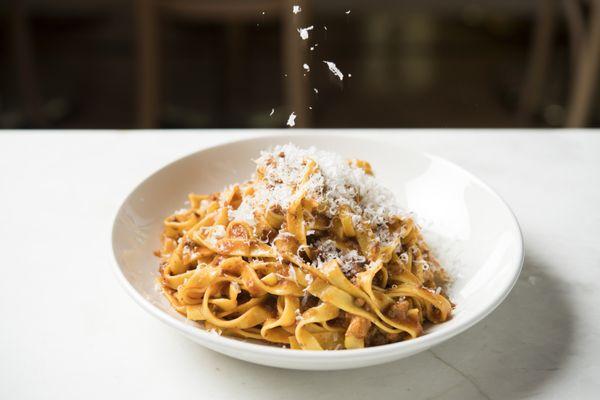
[0,0,597,129]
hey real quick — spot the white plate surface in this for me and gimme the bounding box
[112,135,523,370]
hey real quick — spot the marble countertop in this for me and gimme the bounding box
[1,130,598,399]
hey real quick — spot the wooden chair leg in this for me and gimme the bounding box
[566,0,600,127]
[9,0,45,127]
[518,0,557,124]
[135,0,160,128]
[282,0,310,127]
[563,0,585,77]
[225,22,244,127]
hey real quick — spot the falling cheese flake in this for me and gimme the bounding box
[286,112,297,127]
[310,46,315,51]
[323,61,344,80]
[261,11,266,15]
[324,25,328,31]
[348,73,352,77]
[345,10,351,15]
[313,88,319,94]
[292,5,302,14]
[297,26,314,40]
[269,108,275,117]
[303,63,310,72]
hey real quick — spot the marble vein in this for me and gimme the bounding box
[429,350,491,400]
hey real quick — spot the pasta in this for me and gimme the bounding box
[157,144,453,350]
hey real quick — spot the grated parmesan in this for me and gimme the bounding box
[304,273,313,286]
[213,225,226,238]
[226,145,406,262]
[288,265,298,284]
[228,202,255,225]
[339,250,366,275]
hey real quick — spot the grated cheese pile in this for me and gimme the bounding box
[233,144,402,221]
[227,145,406,274]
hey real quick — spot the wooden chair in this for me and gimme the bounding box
[517,0,556,125]
[564,0,600,127]
[5,0,45,127]
[3,0,117,128]
[135,0,311,128]
[519,0,600,127]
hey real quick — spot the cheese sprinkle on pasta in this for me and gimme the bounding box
[157,145,453,350]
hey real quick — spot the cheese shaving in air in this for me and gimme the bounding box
[286,112,297,127]
[323,61,344,80]
[297,26,314,40]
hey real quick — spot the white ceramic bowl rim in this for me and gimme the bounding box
[111,133,524,361]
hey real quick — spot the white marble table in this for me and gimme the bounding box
[1,130,598,400]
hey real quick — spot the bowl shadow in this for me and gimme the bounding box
[169,250,574,399]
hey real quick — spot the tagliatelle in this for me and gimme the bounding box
[157,144,453,350]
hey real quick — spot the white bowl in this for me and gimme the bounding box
[112,134,523,370]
